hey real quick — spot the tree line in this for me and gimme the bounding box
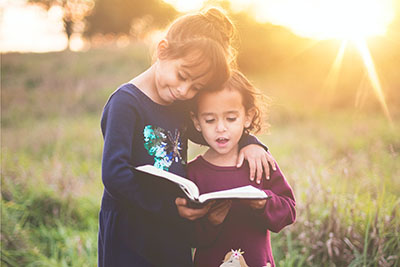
[29,0,177,49]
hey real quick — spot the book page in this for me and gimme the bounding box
[135,165,200,200]
[198,185,268,203]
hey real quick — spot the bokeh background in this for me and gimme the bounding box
[1,0,399,266]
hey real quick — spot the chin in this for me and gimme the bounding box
[213,148,231,155]
[161,95,173,104]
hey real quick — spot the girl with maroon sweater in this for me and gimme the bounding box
[188,70,296,267]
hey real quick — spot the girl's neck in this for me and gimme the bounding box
[129,65,157,101]
[202,146,239,167]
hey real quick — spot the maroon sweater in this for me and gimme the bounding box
[188,155,296,267]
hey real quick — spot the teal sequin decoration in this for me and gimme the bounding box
[143,125,184,170]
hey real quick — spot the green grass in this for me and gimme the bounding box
[2,114,102,267]
[2,45,400,266]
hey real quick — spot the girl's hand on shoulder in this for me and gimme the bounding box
[207,200,232,226]
[175,197,212,220]
[237,144,276,184]
[242,199,267,210]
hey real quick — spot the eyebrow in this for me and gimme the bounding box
[225,111,240,115]
[200,111,240,116]
[200,112,215,117]
[181,64,209,81]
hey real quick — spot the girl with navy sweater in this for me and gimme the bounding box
[99,8,275,267]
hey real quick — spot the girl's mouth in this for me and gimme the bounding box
[169,88,177,100]
[216,137,229,146]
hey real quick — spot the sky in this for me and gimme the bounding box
[165,0,396,39]
[0,0,68,52]
[0,0,397,53]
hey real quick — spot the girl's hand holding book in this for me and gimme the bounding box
[175,197,213,220]
[207,200,232,226]
[237,145,277,184]
[241,199,267,210]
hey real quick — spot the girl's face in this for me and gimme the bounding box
[192,88,254,158]
[153,45,212,105]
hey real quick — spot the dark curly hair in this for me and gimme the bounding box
[192,69,269,134]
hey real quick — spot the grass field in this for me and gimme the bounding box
[2,44,399,266]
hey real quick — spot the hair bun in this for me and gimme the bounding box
[202,7,235,42]
[164,6,237,66]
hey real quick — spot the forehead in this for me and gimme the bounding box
[178,51,213,83]
[197,88,244,114]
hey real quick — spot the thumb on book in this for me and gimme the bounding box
[175,197,187,206]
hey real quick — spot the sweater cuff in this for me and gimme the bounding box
[238,134,268,152]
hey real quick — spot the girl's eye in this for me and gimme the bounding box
[178,72,187,81]
[227,117,237,122]
[205,119,215,123]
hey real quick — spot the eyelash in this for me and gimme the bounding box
[178,72,186,81]
[205,118,237,124]
[178,73,202,91]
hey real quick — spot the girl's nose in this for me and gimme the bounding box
[177,83,190,98]
[216,121,227,132]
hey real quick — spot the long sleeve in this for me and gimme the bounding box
[251,160,296,233]
[98,84,195,267]
[187,155,292,266]
[101,90,180,221]
[238,133,269,151]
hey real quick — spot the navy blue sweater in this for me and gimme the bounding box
[99,83,267,266]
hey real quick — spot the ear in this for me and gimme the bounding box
[156,39,169,59]
[190,112,202,132]
[244,108,256,129]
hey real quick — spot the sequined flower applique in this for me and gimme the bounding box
[143,125,184,170]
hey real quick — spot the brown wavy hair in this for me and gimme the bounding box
[158,7,237,90]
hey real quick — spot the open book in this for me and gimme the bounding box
[133,165,269,207]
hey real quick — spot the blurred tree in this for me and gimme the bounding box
[84,0,177,37]
[28,0,95,50]
[231,12,312,74]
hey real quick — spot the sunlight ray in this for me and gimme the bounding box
[321,40,348,101]
[355,74,370,109]
[353,39,393,125]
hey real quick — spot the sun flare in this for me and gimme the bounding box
[234,0,395,40]
[231,0,395,124]
[163,0,205,13]
[354,39,393,124]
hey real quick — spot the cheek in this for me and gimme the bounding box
[199,123,214,136]
[158,70,176,86]
[183,89,199,100]
[161,74,174,85]
[232,121,247,134]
